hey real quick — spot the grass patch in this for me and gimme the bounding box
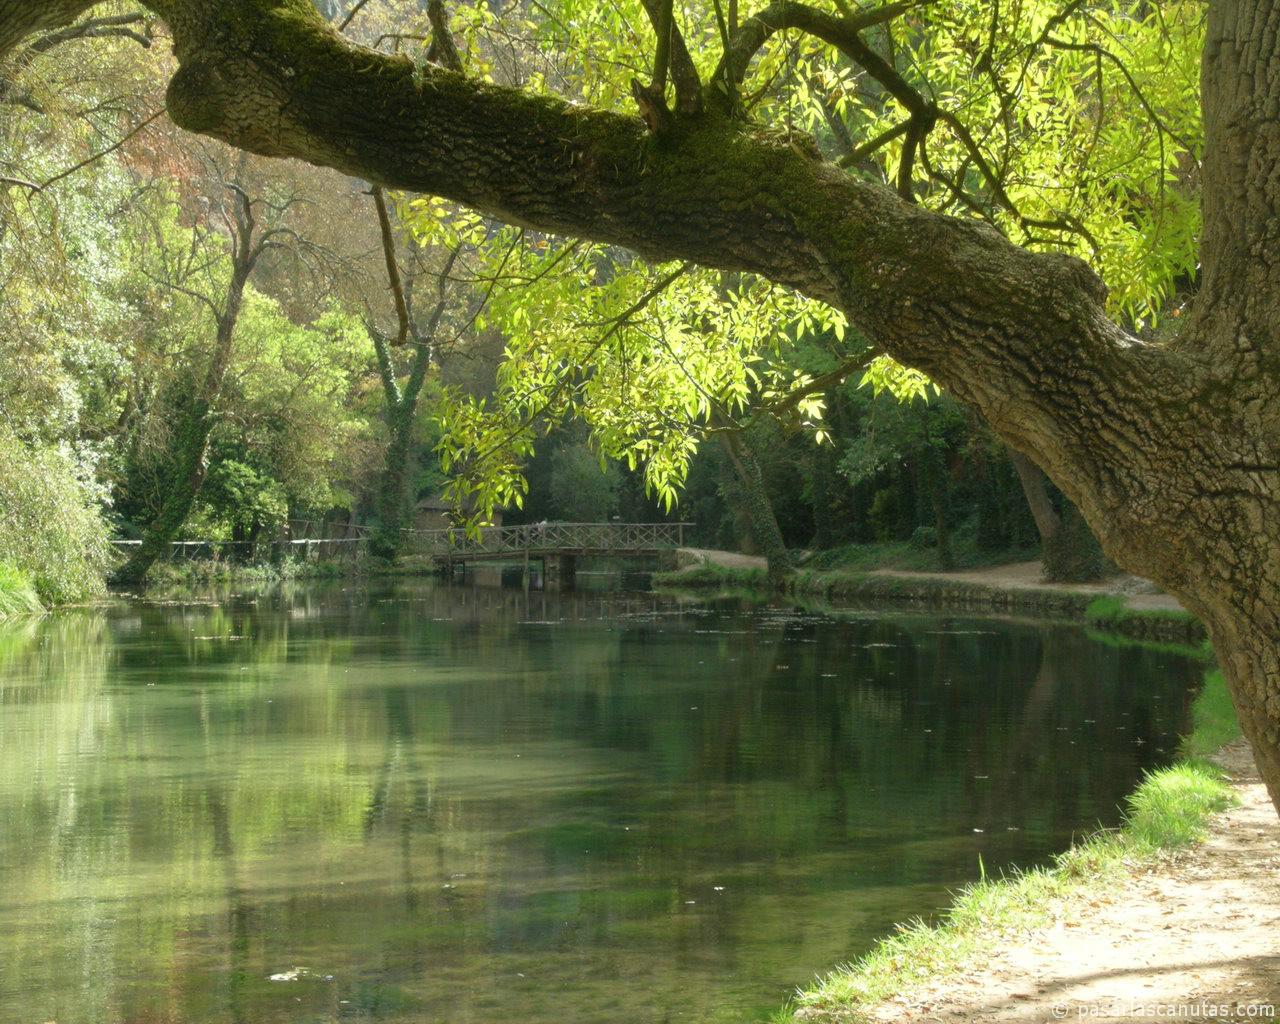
[1180,669,1240,760]
[0,561,42,618]
[1084,594,1195,625]
[653,563,767,589]
[779,663,1240,1023]
[799,539,1038,574]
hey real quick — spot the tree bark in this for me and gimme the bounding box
[0,1,96,62]
[9,0,1280,811]
[1009,451,1061,545]
[370,403,416,560]
[721,431,792,588]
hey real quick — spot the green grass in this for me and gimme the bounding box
[1084,594,1196,625]
[652,563,768,589]
[774,663,1240,1023]
[0,561,42,618]
[799,539,1039,574]
[1180,669,1241,760]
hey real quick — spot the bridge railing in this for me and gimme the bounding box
[404,521,691,557]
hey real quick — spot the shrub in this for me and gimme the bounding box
[0,431,112,604]
[0,561,42,617]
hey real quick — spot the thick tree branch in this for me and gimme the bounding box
[717,0,922,101]
[372,186,413,348]
[26,12,151,53]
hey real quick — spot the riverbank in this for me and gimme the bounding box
[657,554,1204,644]
[772,668,1274,1024]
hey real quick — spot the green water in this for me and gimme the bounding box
[0,583,1201,1023]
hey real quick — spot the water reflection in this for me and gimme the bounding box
[0,583,1200,1023]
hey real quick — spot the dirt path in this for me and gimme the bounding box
[850,741,1280,1024]
[676,547,768,571]
[871,560,1187,615]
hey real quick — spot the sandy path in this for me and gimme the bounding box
[870,560,1188,615]
[847,741,1280,1024]
[676,547,768,570]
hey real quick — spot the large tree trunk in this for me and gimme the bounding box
[9,0,1280,811]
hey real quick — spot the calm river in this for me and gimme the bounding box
[0,582,1202,1023]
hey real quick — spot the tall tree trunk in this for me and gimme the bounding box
[1009,451,1061,544]
[1010,450,1107,583]
[364,187,455,562]
[721,431,791,588]
[114,274,246,583]
[923,455,954,571]
[370,404,414,560]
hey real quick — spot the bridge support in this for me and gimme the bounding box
[544,553,576,591]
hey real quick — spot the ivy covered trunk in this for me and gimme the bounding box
[113,401,216,584]
[114,259,249,584]
[370,406,415,561]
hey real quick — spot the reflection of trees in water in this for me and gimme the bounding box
[0,587,1206,1024]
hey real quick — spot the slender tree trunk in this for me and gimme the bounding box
[721,431,791,588]
[365,187,453,562]
[1010,451,1107,583]
[1009,451,1061,544]
[925,458,954,571]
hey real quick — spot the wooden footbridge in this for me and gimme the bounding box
[409,521,691,588]
[109,521,691,590]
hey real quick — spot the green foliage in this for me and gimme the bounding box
[0,563,43,618]
[548,443,622,521]
[1123,762,1236,850]
[0,431,112,604]
[858,355,938,404]
[423,221,856,525]
[199,460,288,540]
[652,563,768,590]
[1181,670,1242,760]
